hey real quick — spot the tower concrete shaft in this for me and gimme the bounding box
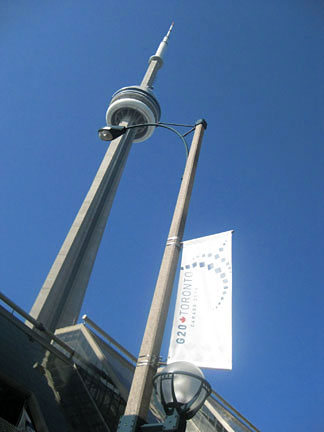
[29,126,135,331]
[29,25,173,332]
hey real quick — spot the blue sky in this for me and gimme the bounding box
[1,1,323,430]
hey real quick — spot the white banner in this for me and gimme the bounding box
[167,231,233,369]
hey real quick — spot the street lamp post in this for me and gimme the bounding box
[114,119,207,431]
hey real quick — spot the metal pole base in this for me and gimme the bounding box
[161,412,186,432]
[117,413,186,432]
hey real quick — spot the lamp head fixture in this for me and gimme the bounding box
[153,361,212,420]
[98,125,126,141]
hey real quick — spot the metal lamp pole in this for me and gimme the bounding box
[118,119,207,432]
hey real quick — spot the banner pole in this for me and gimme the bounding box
[117,119,207,432]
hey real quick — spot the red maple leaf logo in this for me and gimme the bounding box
[180,316,186,323]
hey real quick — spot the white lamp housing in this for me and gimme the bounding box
[153,361,211,420]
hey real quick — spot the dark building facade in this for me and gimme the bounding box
[0,295,257,432]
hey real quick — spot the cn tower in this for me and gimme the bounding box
[29,24,174,332]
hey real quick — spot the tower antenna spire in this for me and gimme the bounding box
[141,22,174,88]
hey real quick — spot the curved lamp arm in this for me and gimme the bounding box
[98,121,198,158]
[125,123,189,157]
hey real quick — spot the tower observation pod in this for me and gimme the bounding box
[106,86,161,142]
[28,24,174,332]
[105,22,173,142]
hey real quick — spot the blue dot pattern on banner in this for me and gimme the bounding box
[180,238,232,309]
